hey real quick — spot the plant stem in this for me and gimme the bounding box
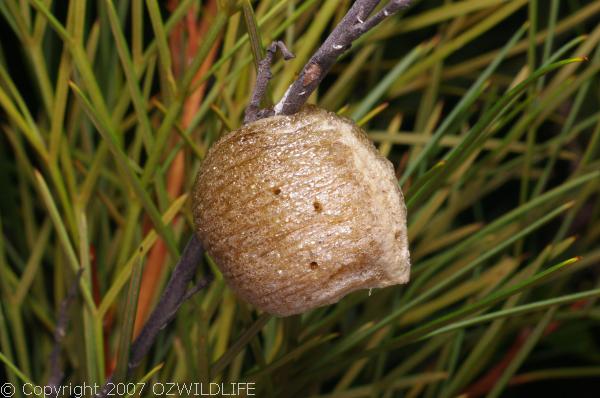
[94,236,210,398]
[274,0,411,115]
[47,270,83,397]
[244,40,294,123]
[128,235,211,371]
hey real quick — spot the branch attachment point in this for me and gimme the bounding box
[244,41,295,124]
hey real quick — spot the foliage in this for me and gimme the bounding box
[1,0,600,396]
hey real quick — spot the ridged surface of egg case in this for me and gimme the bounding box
[193,106,410,316]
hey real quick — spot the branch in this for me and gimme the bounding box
[95,235,210,398]
[244,40,294,124]
[46,269,83,397]
[274,0,411,115]
[129,235,211,370]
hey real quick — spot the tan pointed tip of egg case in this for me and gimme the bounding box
[192,105,410,316]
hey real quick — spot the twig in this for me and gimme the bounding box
[46,269,83,397]
[244,40,295,124]
[274,0,411,115]
[95,235,210,398]
[129,235,211,370]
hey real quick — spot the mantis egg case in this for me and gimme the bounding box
[192,106,410,316]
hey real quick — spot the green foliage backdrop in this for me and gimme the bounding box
[1,0,600,396]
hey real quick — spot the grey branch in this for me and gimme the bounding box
[46,269,83,397]
[244,40,295,124]
[95,235,211,398]
[274,0,411,115]
[128,235,211,370]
